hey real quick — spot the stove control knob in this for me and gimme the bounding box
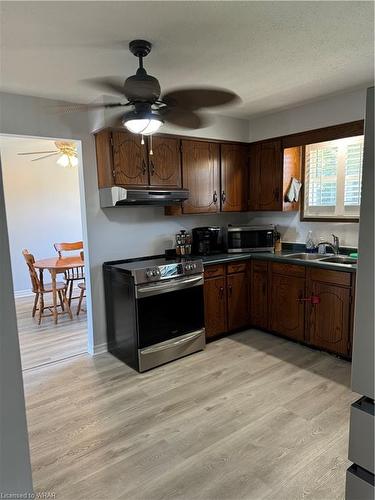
[146,269,154,278]
[185,264,192,271]
[154,269,161,276]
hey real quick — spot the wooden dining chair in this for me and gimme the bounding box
[22,249,71,325]
[53,241,85,305]
[76,250,86,315]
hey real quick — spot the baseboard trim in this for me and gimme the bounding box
[14,289,33,298]
[93,342,108,356]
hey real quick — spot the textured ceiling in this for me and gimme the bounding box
[1,1,373,118]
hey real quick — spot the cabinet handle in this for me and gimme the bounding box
[297,295,320,304]
[141,159,147,176]
[219,286,224,299]
[150,160,155,176]
[228,284,232,296]
[221,190,226,203]
[213,191,218,203]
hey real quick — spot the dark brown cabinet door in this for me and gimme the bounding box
[308,281,351,356]
[270,274,305,341]
[181,140,220,214]
[148,136,181,188]
[249,140,283,211]
[221,144,248,212]
[203,276,227,338]
[227,272,249,330]
[250,261,269,329]
[112,131,148,187]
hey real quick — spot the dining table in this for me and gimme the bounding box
[33,255,85,324]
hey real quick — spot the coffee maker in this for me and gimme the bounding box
[192,227,223,255]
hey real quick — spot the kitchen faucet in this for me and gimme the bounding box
[317,234,340,255]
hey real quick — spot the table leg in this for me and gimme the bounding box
[51,269,58,324]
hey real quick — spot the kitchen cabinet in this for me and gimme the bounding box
[181,140,220,214]
[221,143,249,212]
[306,268,354,356]
[203,275,227,339]
[269,263,305,342]
[248,140,301,212]
[203,261,249,339]
[249,260,269,329]
[94,129,181,189]
[147,135,181,188]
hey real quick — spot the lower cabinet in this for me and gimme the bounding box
[306,268,354,356]
[204,258,355,358]
[269,263,305,342]
[203,275,227,339]
[249,260,269,329]
[203,261,249,339]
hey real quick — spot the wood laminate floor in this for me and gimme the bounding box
[16,293,87,370]
[23,329,355,500]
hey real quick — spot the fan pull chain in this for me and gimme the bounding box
[141,134,145,145]
[149,135,153,156]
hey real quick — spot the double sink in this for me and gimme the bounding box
[285,253,357,266]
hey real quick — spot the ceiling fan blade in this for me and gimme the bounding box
[162,87,241,110]
[82,77,127,97]
[18,150,57,155]
[31,153,59,162]
[53,102,128,114]
[160,108,209,129]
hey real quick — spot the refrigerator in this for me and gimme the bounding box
[346,86,374,498]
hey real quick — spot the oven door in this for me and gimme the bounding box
[227,229,274,252]
[135,274,205,349]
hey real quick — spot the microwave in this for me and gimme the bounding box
[226,225,275,253]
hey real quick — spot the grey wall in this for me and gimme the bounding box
[246,87,367,247]
[0,161,33,494]
[1,136,82,292]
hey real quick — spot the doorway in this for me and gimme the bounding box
[0,134,91,370]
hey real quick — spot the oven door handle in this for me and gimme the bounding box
[136,274,204,298]
[140,329,205,355]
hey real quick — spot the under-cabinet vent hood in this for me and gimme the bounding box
[99,187,189,207]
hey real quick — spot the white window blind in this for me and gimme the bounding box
[304,135,364,219]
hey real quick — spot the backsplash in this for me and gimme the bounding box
[246,211,359,248]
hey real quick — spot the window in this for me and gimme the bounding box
[303,135,364,220]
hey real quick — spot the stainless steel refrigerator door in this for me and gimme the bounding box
[351,86,374,400]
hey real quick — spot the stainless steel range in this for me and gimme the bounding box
[103,257,205,372]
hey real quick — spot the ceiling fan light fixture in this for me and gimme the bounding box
[57,153,78,167]
[122,106,163,136]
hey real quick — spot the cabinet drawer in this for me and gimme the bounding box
[252,260,268,273]
[310,268,352,286]
[204,264,225,278]
[227,261,248,274]
[271,262,305,278]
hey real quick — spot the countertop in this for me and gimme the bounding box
[199,251,357,273]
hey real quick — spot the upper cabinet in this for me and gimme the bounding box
[112,130,148,187]
[94,129,182,189]
[249,140,301,212]
[221,143,249,212]
[148,136,181,188]
[181,140,220,214]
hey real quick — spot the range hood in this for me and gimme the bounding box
[99,187,189,207]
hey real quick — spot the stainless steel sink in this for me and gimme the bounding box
[285,253,324,261]
[319,255,357,265]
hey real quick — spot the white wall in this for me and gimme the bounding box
[1,137,83,292]
[247,87,367,247]
[0,161,33,494]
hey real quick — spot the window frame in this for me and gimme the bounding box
[299,122,364,223]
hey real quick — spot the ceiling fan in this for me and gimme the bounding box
[17,141,78,167]
[70,39,241,135]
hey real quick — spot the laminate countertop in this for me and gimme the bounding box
[199,251,357,273]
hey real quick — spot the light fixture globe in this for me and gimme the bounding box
[122,104,163,136]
